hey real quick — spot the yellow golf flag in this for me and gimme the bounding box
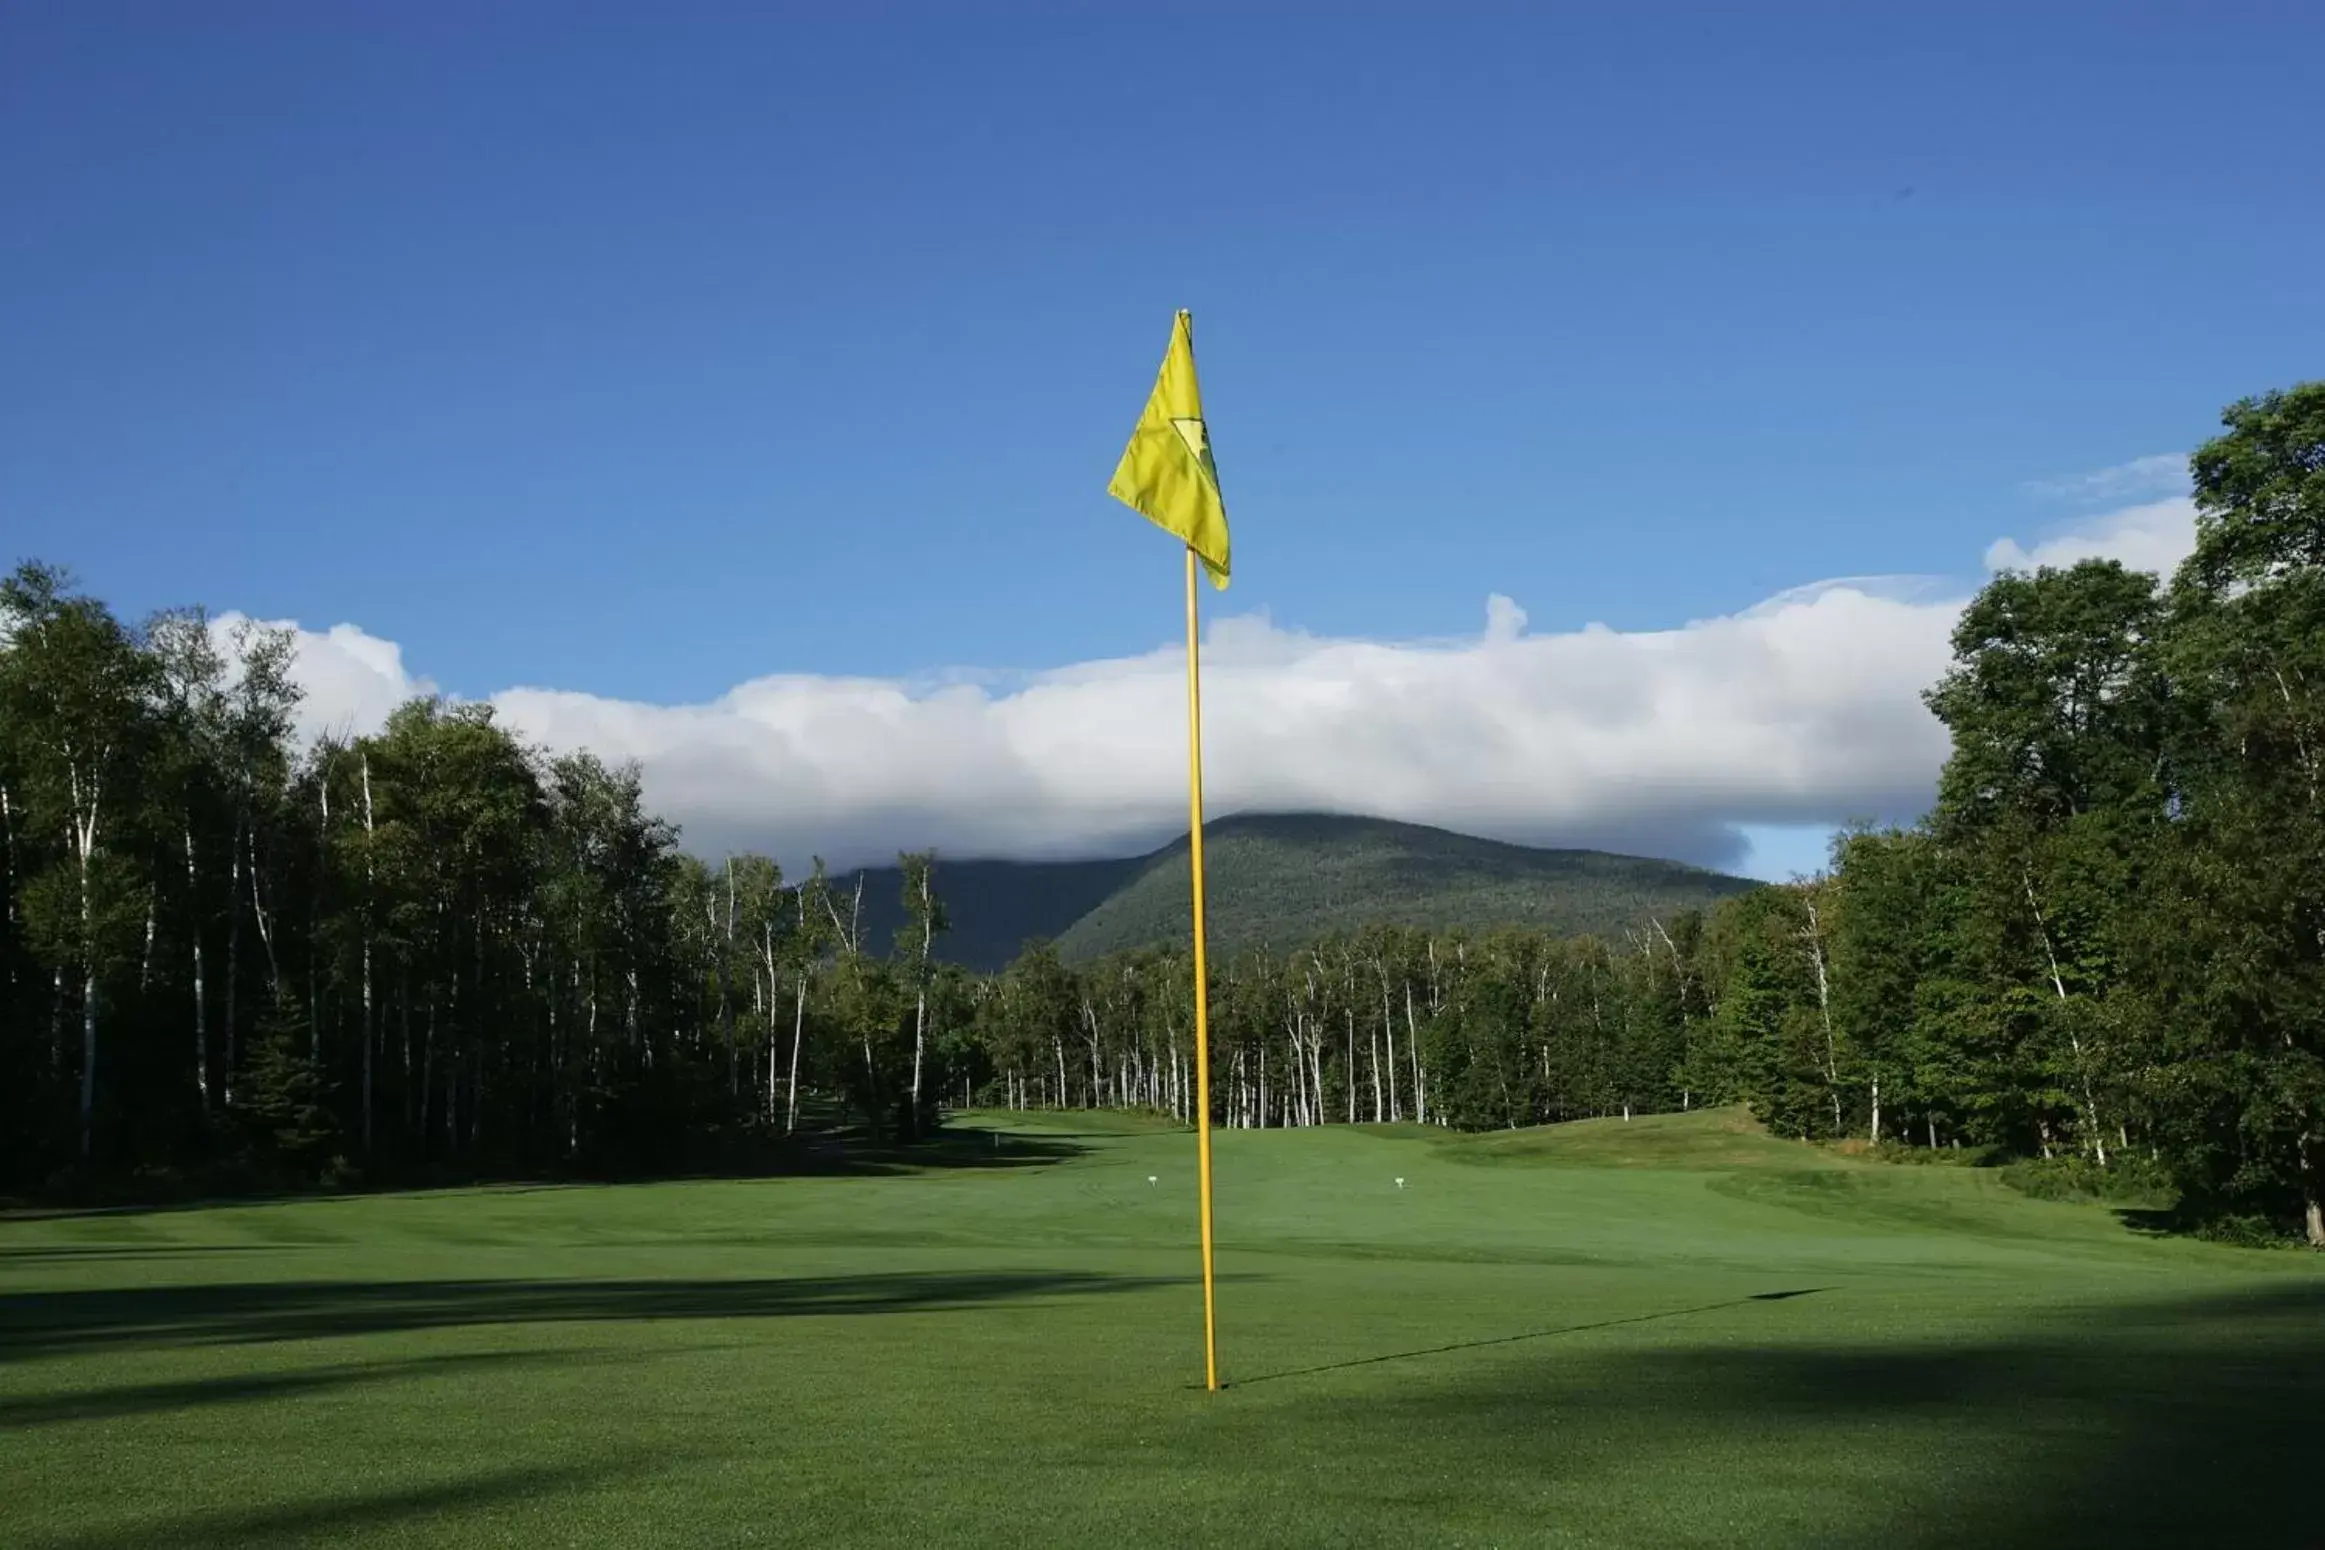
[1109,309,1230,588]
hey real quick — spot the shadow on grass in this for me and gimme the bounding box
[2,1196,351,1224]
[1230,1288,1833,1388]
[0,1269,1178,1360]
[1384,1280,2325,1548]
[1,1125,1092,1223]
[18,1460,649,1550]
[784,1126,1092,1177]
[0,1244,280,1263]
[0,1348,560,1430]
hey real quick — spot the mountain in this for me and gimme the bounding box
[836,854,1144,971]
[845,813,1758,972]
[1051,814,1757,962]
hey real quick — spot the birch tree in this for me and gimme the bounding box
[895,850,949,1134]
[0,564,157,1159]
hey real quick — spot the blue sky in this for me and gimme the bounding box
[5,3,2321,879]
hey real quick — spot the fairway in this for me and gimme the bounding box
[4,1111,2320,1549]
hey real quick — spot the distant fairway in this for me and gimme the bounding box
[4,1110,2320,1548]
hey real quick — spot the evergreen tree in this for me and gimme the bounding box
[239,991,342,1180]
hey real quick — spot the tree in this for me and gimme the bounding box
[896,851,949,1134]
[2157,382,2325,1244]
[1925,559,2168,1162]
[0,563,157,1161]
[1829,827,1939,1147]
[239,990,341,1179]
[213,618,302,1106]
[146,606,230,1115]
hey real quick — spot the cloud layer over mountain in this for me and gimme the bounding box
[236,487,2198,876]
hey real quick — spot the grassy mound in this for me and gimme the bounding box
[1433,1104,1838,1171]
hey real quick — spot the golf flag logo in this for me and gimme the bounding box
[1109,309,1231,588]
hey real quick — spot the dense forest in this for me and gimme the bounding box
[3,382,2319,1245]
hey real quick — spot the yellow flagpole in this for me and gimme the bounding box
[1184,543,1220,1392]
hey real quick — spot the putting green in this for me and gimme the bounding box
[3,1108,2319,1547]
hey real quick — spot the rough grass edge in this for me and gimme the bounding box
[1999,1153,2175,1209]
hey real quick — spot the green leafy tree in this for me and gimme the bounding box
[1925,558,2167,1162]
[2155,382,2325,1243]
[0,563,158,1161]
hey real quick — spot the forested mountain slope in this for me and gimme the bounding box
[838,854,1143,970]
[1051,814,1754,963]
[846,814,1753,969]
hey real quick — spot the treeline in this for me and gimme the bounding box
[968,927,1699,1130]
[0,570,973,1190]
[5,381,2319,1244]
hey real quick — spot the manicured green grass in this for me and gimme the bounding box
[4,1108,2320,1547]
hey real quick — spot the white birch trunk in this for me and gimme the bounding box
[1382,980,1400,1123]
[359,757,377,1154]
[311,775,328,1062]
[248,825,279,995]
[185,825,208,1107]
[1404,983,1425,1126]
[787,969,808,1133]
[1310,1033,1325,1130]
[420,990,436,1144]
[225,813,242,1105]
[2302,1128,2323,1249]
[1803,900,1842,1136]
[762,921,779,1122]
[909,868,932,1121]
[0,784,15,942]
[2024,869,2108,1166]
[786,887,808,1132]
[75,804,98,1159]
[721,859,737,1094]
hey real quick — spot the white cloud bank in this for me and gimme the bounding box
[1983,496,2198,576]
[225,487,2200,878]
